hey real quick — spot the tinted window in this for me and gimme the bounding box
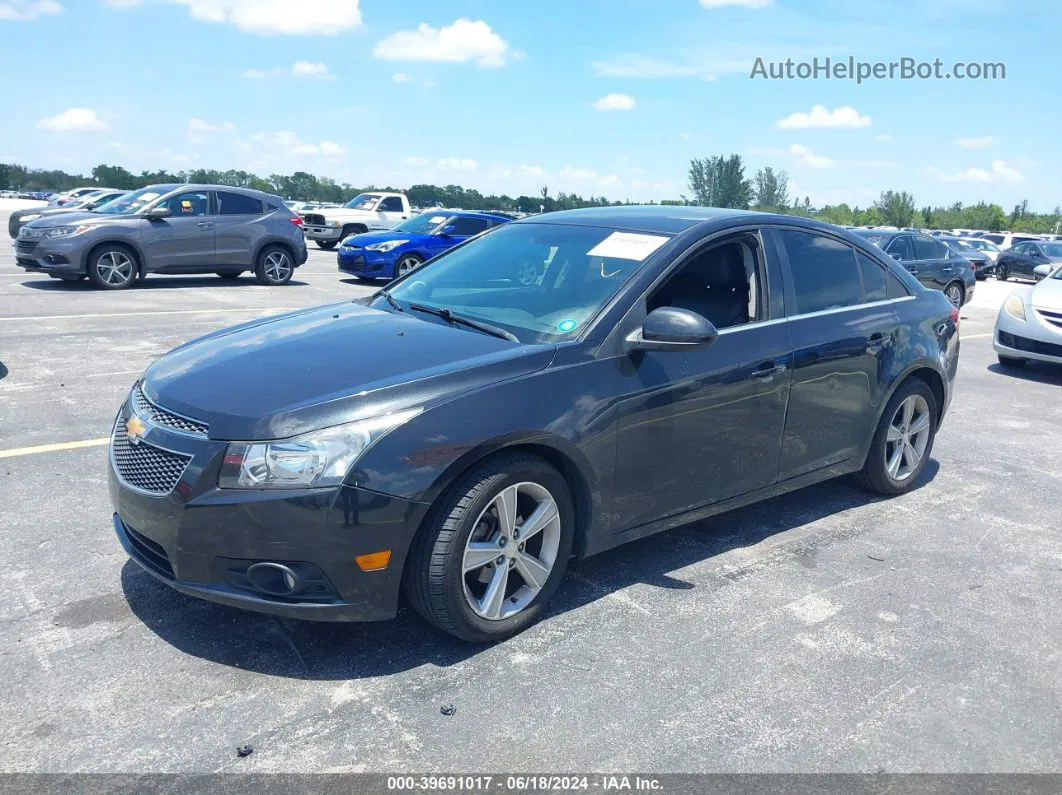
[857,253,888,301]
[379,197,404,212]
[983,234,1004,245]
[887,270,912,299]
[885,235,913,261]
[160,191,210,217]
[1011,242,1029,255]
[449,217,493,236]
[779,230,863,314]
[913,236,947,260]
[217,191,263,215]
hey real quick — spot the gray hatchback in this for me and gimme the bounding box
[15,184,308,289]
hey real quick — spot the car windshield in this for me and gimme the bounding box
[949,239,976,251]
[1041,243,1062,258]
[376,223,670,343]
[394,213,450,234]
[345,193,381,211]
[852,231,888,247]
[94,186,174,215]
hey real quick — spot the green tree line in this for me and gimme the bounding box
[0,161,625,214]
[686,153,1061,234]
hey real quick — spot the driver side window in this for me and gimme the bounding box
[160,191,210,217]
[647,234,765,330]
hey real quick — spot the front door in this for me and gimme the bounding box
[142,189,215,271]
[375,196,408,229]
[773,228,901,478]
[613,232,793,531]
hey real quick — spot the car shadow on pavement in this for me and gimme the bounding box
[986,362,1062,385]
[121,462,938,680]
[20,277,309,290]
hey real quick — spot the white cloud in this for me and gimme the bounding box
[518,164,545,176]
[243,61,335,80]
[598,175,620,187]
[788,144,836,168]
[319,141,345,157]
[399,156,429,167]
[776,105,871,129]
[36,108,106,132]
[250,130,345,158]
[956,135,994,149]
[0,0,61,20]
[873,134,892,142]
[160,0,361,35]
[373,18,511,68]
[392,72,409,83]
[437,157,478,171]
[186,117,236,141]
[699,0,772,6]
[594,93,636,111]
[560,166,598,180]
[929,159,1025,184]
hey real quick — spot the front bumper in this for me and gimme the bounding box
[338,246,395,278]
[303,225,344,242]
[14,235,85,273]
[994,303,1062,364]
[108,394,429,622]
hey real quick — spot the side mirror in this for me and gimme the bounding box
[438,224,456,237]
[890,252,902,261]
[144,206,171,220]
[1033,264,1052,278]
[626,307,718,353]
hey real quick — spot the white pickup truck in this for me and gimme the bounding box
[301,192,412,249]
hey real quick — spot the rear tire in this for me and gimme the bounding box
[858,379,937,496]
[86,244,137,290]
[944,281,965,308]
[997,264,1009,281]
[254,245,294,285]
[997,355,1026,368]
[404,453,575,643]
[316,241,337,250]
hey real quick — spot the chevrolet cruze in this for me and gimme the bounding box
[110,207,959,642]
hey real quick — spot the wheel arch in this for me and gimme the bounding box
[81,238,146,275]
[860,363,948,468]
[252,236,297,267]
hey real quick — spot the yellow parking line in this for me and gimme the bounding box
[0,437,109,459]
[0,307,295,322]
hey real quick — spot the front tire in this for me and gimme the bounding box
[997,264,1009,281]
[858,379,937,496]
[405,453,575,643]
[393,253,422,279]
[254,245,294,285]
[997,354,1026,368]
[86,244,137,290]
[316,241,337,250]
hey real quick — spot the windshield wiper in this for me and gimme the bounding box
[377,289,403,312]
[408,303,519,343]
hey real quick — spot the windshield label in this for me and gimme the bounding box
[587,232,669,261]
[557,319,578,333]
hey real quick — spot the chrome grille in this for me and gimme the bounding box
[302,213,325,226]
[132,385,208,436]
[1036,308,1062,330]
[110,419,192,496]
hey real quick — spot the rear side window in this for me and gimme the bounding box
[217,191,264,215]
[857,253,888,302]
[779,229,863,315]
[887,270,912,299]
[913,236,947,260]
[449,217,492,236]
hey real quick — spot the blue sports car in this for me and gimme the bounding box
[338,210,512,281]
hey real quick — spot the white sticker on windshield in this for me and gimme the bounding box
[429,216,447,223]
[586,232,669,261]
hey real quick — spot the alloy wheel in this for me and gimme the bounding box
[884,394,931,482]
[264,251,291,282]
[944,283,963,308]
[96,251,133,286]
[397,256,421,277]
[461,481,561,620]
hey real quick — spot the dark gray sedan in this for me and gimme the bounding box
[852,229,977,307]
[15,184,308,289]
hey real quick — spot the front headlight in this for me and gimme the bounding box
[327,219,342,227]
[20,213,41,222]
[1004,294,1026,321]
[44,225,91,239]
[218,408,421,490]
[365,240,408,252]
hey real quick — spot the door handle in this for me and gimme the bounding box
[196,221,214,229]
[867,332,893,353]
[905,265,918,273]
[941,266,953,273]
[752,361,787,380]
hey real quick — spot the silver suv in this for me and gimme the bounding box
[15,184,308,289]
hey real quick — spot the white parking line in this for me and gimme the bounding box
[0,437,109,459]
[0,307,295,322]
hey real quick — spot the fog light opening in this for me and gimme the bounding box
[246,562,301,596]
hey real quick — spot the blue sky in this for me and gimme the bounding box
[1,0,1058,209]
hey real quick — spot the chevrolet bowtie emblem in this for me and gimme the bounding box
[126,416,146,445]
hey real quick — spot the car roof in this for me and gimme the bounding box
[851,228,903,239]
[144,183,283,202]
[438,209,512,221]
[514,205,761,234]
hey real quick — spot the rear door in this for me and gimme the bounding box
[773,228,902,478]
[214,190,267,266]
[141,189,215,271]
[1009,242,1037,278]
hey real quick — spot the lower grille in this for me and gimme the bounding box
[16,241,38,255]
[998,330,1062,358]
[111,419,192,496]
[303,213,325,226]
[125,524,174,578]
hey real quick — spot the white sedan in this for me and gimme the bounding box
[994,263,1062,368]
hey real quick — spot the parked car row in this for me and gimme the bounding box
[14,184,307,289]
[851,229,977,307]
[8,188,127,238]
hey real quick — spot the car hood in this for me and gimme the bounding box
[23,211,111,230]
[1032,277,1062,311]
[142,301,555,440]
[344,230,426,247]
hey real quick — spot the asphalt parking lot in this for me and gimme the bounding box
[1,221,1060,774]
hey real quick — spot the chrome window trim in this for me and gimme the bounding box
[784,295,916,322]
